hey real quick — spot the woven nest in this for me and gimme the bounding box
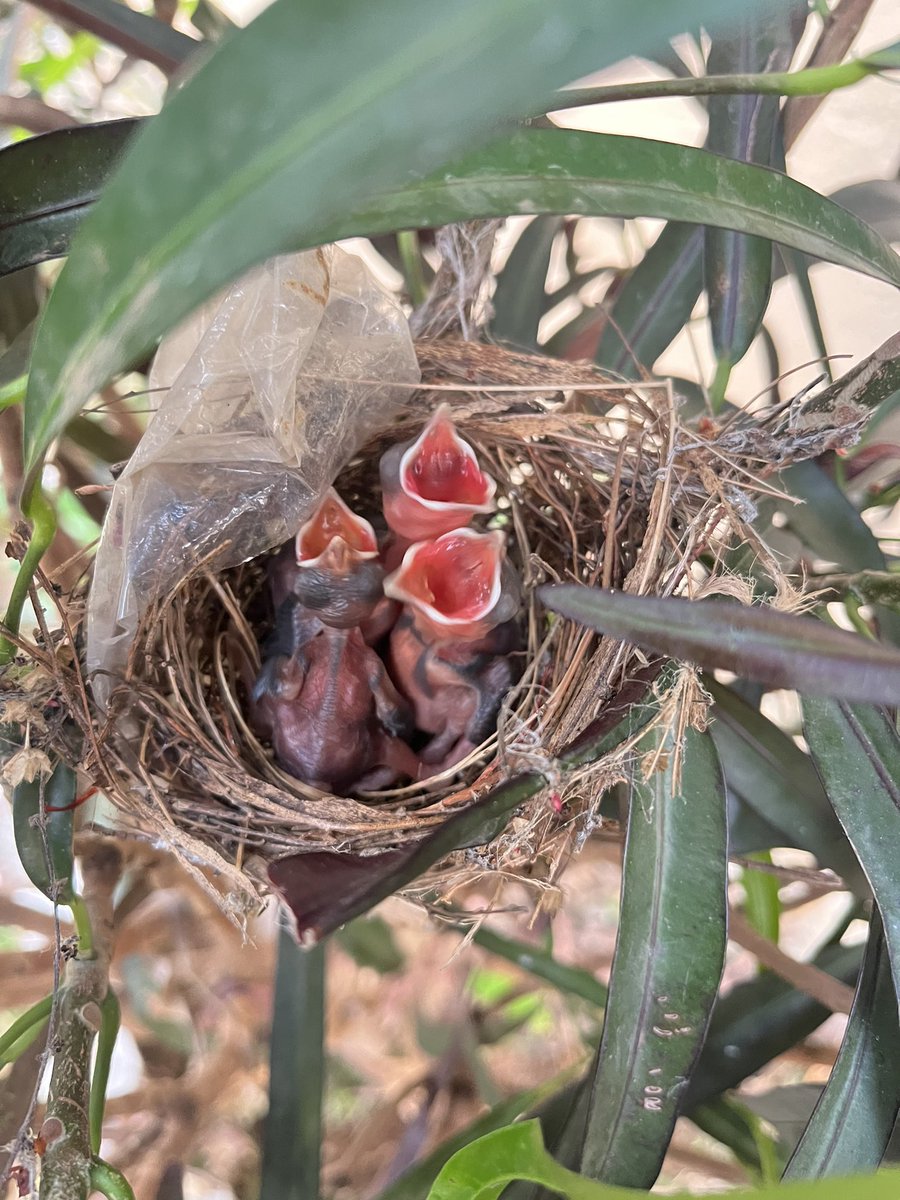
[4,337,821,921]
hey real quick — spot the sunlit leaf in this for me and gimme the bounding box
[23,119,900,475]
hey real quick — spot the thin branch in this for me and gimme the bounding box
[728,909,856,1015]
[0,95,77,132]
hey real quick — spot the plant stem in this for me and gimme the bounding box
[39,841,123,1200]
[546,55,876,112]
[0,475,57,665]
[89,992,121,1154]
[68,894,95,960]
[396,229,428,307]
[88,1158,136,1200]
[0,994,53,1065]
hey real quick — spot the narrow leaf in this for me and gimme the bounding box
[802,699,900,1005]
[27,0,195,74]
[704,9,798,396]
[686,941,862,1110]
[593,222,703,377]
[539,584,900,706]
[491,217,562,350]
[12,761,77,903]
[471,927,608,1008]
[708,680,863,886]
[579,727,727,1187]
[0,121,137,277]
[260,924,325,1200]
[22,0,781,478]
[23,117,900,474]
[784,914,900,1179]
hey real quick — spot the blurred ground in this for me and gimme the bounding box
[1,1,899,1196]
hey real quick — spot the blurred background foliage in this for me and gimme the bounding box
[1,0,900,1197]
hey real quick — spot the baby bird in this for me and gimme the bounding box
[384,528,521,773]
[379,405,497,547]
[252,497,418,793]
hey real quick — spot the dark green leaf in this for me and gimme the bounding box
[708,679,863,886]
[375,1070,582,1200]
[24,116,900,475]
[471,927,607,1008]
[690,1096,787,1180]
[0,121,137,277]
[12,761,77,902]
[24,0,786,478]
[800,330,900,422]
[539,584,900,706]
[335,916,404,974]
[260,924,325,1200]
[491,217,562,350]
[704,10,797,398]
[780,460,885,572]
[579,727,727,1187]
[593,222,703,377]
[802,699,900,1004]
[785,915,900,1179]
[89,989,121,1154]
[686,941,862,1110]
[27,0,195,73]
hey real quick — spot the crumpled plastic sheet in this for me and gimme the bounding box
[87,245,420,706]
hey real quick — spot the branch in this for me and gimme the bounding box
[39,840,122,1200]
[0,95,77,133]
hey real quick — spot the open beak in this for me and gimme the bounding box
[295,489,379,570]
[380,405,496,541]
[384,528,519,641]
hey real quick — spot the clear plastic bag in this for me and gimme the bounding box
[87,246,419,703]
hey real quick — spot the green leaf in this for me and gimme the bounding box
[491,217,562,350]
[785,915,900,1179]
[593,222,703,377]
[743,852,781,946]
[471,927,607,1008]
[24,0,784,480]
[426,1120,900,1200]
[708,680,863,886]
[830,179,900,244]
[686,940,862,1111]
[802,699,900,1005]
[89,989,121,1154]
[704,9,796,402]
[539,585,900,706]
[691,1095,787,1181]
[335,916,404,974]
[376,1071,583,1200]
[24,114,900,475]
[780,460,885,572]
[260,924,325,1200]
[12,761,77,903]
[579,727,727,1187]
[0,121,137,277]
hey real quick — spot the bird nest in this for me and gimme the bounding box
[3,336,795,923]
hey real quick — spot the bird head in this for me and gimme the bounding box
[293,490,383,628]
[380,405,496,541]
[384,528,520,642]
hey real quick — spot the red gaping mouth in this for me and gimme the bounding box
[385,530,503,627]
[400,406,495,510]
[296,490,378,564]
